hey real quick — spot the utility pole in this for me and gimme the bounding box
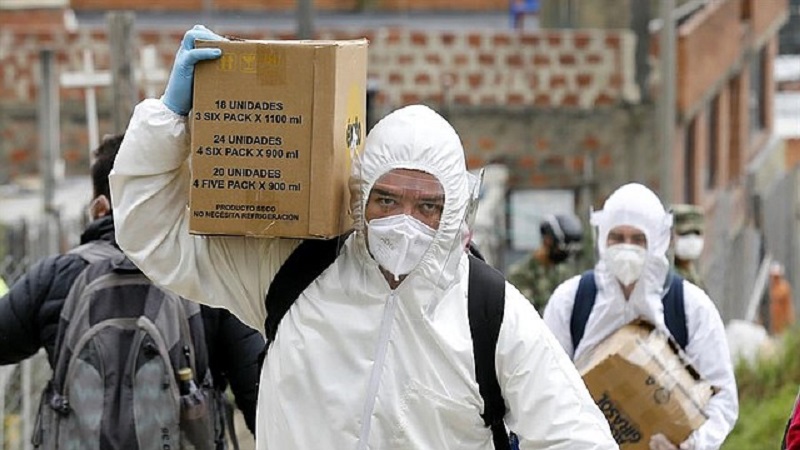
[107,11,137,134]
[657,0,676,205]
[297,0,314,39]
[37,48,61,256]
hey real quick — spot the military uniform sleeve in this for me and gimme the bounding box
[498,283,618,449]
[681,282,738,450]
[110,99,300,332]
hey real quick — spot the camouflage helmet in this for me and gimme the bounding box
[671,204,704,235]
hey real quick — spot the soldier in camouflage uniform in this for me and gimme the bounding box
[672,204,705,288]
[509,214,586,313]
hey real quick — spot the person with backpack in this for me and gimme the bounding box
[542,183,738,450]
[0,134,264,448]
[109,25,618,449]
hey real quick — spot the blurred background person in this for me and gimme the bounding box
[508,213,585,312]
[769,262,795,336]
[672,204,706,289]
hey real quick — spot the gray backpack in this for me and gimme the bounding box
[33,242,223,450]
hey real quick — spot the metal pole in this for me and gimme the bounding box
[658,0,676,204]
[38,48,60,255]
[297,0,314,39]
[107,11,137,134]
[83,49,100,164]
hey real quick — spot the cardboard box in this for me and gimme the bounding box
[189,39,368,238]
[576,321,715,449]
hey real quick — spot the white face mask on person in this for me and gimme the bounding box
[603,243,648,286]
[674,235,704,260]
[367,214,436,281]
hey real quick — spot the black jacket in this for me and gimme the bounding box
[0,215,262,432]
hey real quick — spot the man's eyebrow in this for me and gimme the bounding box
[418,194,445,203]
[372,188,399,197]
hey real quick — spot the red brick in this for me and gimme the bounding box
[519,155,535,168]
[546,34,562,47]
[571,155,586,171]
[401,93,421,105]
[441,33,456,46]
[586,53,603,64]
[507,53,523,67]
[559,53,577,66]
[535,137,550,151]
[468,33,482,48]
[576,73,593,87]
[466,155,485,169]
[562,94,579,106]
[507,93,525,105]
[597,151,613,168]
[573,32,591,49]
[582,134,600,151]
[549,75,567,89]
[63,148,81,163]
[410,31,427,46]
[414,73,432,85]
[428,93,444,104]
[454,94,471,104]
[468,73,484,88]
[478,137,495,151]
[605,34,621,50]
[609,73,623,89]
[454,54,469,66]
[493,34,512,46]
[534,93,551,107]
[520,34,540,46]
[10,148,30,163]
[541,155,564,170]
[386,29,402,45]
[425,53,442,64]
[530,173,549,187]
[532,54,550,66]
[478,53,495,65]
[594,92,615,106]
[397,54,414,64]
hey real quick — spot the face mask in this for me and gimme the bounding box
[603,243,647,286]
[367,214,436,281]
[674,235,704,260]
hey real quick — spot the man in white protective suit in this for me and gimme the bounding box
[109,25,618,449]
[542,183,738,450]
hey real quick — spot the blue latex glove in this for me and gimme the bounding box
[162,25,225,116]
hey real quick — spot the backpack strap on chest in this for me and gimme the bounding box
[570,270,689,352]
[263,233,351,343]
[467,255,510,450]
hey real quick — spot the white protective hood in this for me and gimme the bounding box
[349,105,478,291]
[590,183,673,331]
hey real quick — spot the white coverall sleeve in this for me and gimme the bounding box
[109,99,300,331]
[499,283,618,449]
[681,282,739,450]
[542,276,581,360]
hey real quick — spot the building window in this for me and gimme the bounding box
[706,97,719,190]
[749,47,767,136]
[684,119,697,203]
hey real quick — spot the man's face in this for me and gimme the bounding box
[365,169,445,230]
[606,225,647,249]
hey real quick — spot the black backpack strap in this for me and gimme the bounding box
[467,255,510,450]
[662,272,688,350]
[570,270,597,352]
[263,233,351,343]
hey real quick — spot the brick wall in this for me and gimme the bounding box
[0,26,638,184]
[67,0,507,11]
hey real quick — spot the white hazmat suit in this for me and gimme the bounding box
[543,184,738,450]
[110,99,618,449]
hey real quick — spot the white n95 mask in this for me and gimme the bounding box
[674,235,704,260]
[367,214,436,281]
[604,244,647,286]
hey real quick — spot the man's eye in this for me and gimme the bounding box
[420,203,443,215]
[377,197,396,207]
